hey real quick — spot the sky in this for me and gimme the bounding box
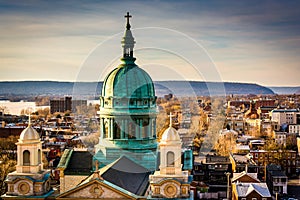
[0,0,300,86]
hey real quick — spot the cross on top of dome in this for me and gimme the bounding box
[125,12,132,30]
[121,12,135,59]
[168,112,175,127]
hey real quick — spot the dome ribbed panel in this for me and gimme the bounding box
[101,63,155,98]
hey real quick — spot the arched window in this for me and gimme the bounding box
[167,151,175,167]
[113,122,120,139]
[104,121,108,138]
[38,149,41,164]
[23,150,30,166]
[128,122,136,139]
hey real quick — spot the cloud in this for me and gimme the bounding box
[0,0,300,86]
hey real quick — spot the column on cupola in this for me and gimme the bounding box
[153,119,156,138]
[121,119,125,139]
[124,119,129,139]
[107,118,110,139]
[135,119,139,138]
[139,119,143,138]
[148,120,152,138]
[100,118,104,139]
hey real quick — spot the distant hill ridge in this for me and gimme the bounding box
[0,81,275,97]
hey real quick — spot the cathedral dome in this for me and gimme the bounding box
[102,59,155,98]
[101,12,155,99]
[20,125,40,141]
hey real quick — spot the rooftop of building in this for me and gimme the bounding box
[234,182,271,197]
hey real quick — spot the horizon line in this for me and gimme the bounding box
[0,80,299,88]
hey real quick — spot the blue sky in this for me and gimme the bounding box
[0,0,300,86]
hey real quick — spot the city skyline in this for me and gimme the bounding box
[0,0,300,86]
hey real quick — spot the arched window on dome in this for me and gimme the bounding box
[23,150,30,166]
[167,151,175,167]
[38,149,41,164]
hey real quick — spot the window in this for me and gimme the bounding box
[241,198,246,200]
[252,198,257,200]
[23,150,30,166]
[38,149,41,164]
[167,151,175,167]
[113,122,121,139]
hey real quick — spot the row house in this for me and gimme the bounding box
[231,171,271,200]
[266,164,287,197]
[250,150,297,177]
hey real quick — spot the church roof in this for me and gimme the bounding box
[82,156,150,196]
[57,149,93,175]
[232,171,260,183]
[57,178,141,200]
[161,126,181,143]
[234,182,271,197]
[19,124,40,141]
[100,156,151,196]
[102,63,155,98]
[160,114,181,143]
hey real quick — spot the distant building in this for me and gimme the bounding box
[250,150,297,177]
[229,153,258,174]
[50,97,72,114]
[266,164,287,196]
[288,124,300,136]
[255,99,275,109]
[271,108,300,127]
[0,100,36,115]
[50,97,87,114]
[232,182,271,200]
[232,171,260,183]
[272,131,287,146]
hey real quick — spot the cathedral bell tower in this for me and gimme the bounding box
[94,12,157,171]
[149,114,192,199]
[2,117,52,199]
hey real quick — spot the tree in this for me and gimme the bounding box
[0,154,16,195]
[0,136,18,195]
[214,131,237,156]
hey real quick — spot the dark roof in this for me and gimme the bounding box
[64,151,93,175]
[101,155,151,196]
[267,164,282,171]
[269,170,287,177]
[267,164,287,177]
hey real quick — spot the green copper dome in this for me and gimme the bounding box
[102,58,155,98]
